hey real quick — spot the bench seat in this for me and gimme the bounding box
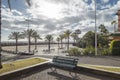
[50,56,78,70]
[51,62,75,69]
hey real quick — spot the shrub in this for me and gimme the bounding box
[99,48,111,55]
[110,40,120,56]
[83,46,95,55]
[68,48,81,56]
[83,47,111,56]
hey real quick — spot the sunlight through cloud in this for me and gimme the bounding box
[30,0,63,19]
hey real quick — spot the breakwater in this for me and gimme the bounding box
[1,42,73,46]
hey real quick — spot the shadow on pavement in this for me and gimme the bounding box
[47,72,81,80]
[13,67,118,80]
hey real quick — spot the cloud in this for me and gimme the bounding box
[1,0,120,41]
[101,0,110,4]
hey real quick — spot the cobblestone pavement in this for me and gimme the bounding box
[13,68,118,80]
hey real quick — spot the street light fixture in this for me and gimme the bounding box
[0,0,2,68]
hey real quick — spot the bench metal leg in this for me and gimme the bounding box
[50,67,57,73]
[69,71,78,78]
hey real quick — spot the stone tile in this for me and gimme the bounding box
[13,68,118,80]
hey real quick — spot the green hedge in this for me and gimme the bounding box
[68,48,81,56]
[99,48,111,55]
[83,47,110,56]
[83,46,95,55]
[110,40,120,56]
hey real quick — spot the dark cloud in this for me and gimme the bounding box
[2,19,12,27]
[82,26,95,32]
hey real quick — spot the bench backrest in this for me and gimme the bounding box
[52,56,78,67]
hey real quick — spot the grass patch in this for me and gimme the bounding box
[0,58,47,74]
[79,64,120,73]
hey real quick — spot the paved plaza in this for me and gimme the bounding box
[13,68,118,80]
[31,54,120,67]
[1,45,120,80]
[2,52,120,67]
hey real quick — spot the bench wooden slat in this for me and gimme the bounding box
[53,62,75,67]
[53,59,77,65]
[51,56,78,70]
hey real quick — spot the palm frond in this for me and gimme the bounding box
[8,0,11,11]
[8,32,23,40]
[8,0,31,11]
[56,37,60,42]
[111,21,116,25]
[45,35,53,42]
[26,0,31,6]
[64,30,72,38]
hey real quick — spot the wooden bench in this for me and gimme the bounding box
[49,56,79,77]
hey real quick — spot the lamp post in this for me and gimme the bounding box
[94,0,97,56]
[25,17,31,54]
[0,0,2,68]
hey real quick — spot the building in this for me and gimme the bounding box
[116,10,120,31]
[109,10,120,41]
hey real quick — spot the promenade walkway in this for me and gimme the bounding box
[1,46,120,80]
[34,53,120,67]
[2,50,120,67]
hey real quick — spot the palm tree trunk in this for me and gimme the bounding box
[28,36,31,53]
[48,41,50,52]
[28,21,30,54]
[35,38,37,50]
[58,41,59,48]
[67,36,69,51]
[61,40,63,48]
[29,38,31,53]
[0,0,2,68]
[15,35,18,54]
[114,24,116,32]
[74,38,75,44]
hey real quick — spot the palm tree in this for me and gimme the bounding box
[63,33,67,48]
[71,32,77,44]
[0,0,31,68]
[59,34,64,49]
[98,24,109,35]
[111,20,117,32]
[64,30,72,51]
[56,37,60,49]
[32,31,42,50]
[45,35,53,52]
[22,29,35,53]
[8,32,23,54]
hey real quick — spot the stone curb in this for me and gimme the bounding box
[0,60,120,79]
[0,61,50,80]
[77,66,120,79]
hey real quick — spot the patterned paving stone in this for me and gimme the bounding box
[13,68,118,80]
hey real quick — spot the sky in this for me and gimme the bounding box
[1,0,120,42]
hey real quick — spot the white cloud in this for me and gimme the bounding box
[1,0,120,41]
[101,0,109,3]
